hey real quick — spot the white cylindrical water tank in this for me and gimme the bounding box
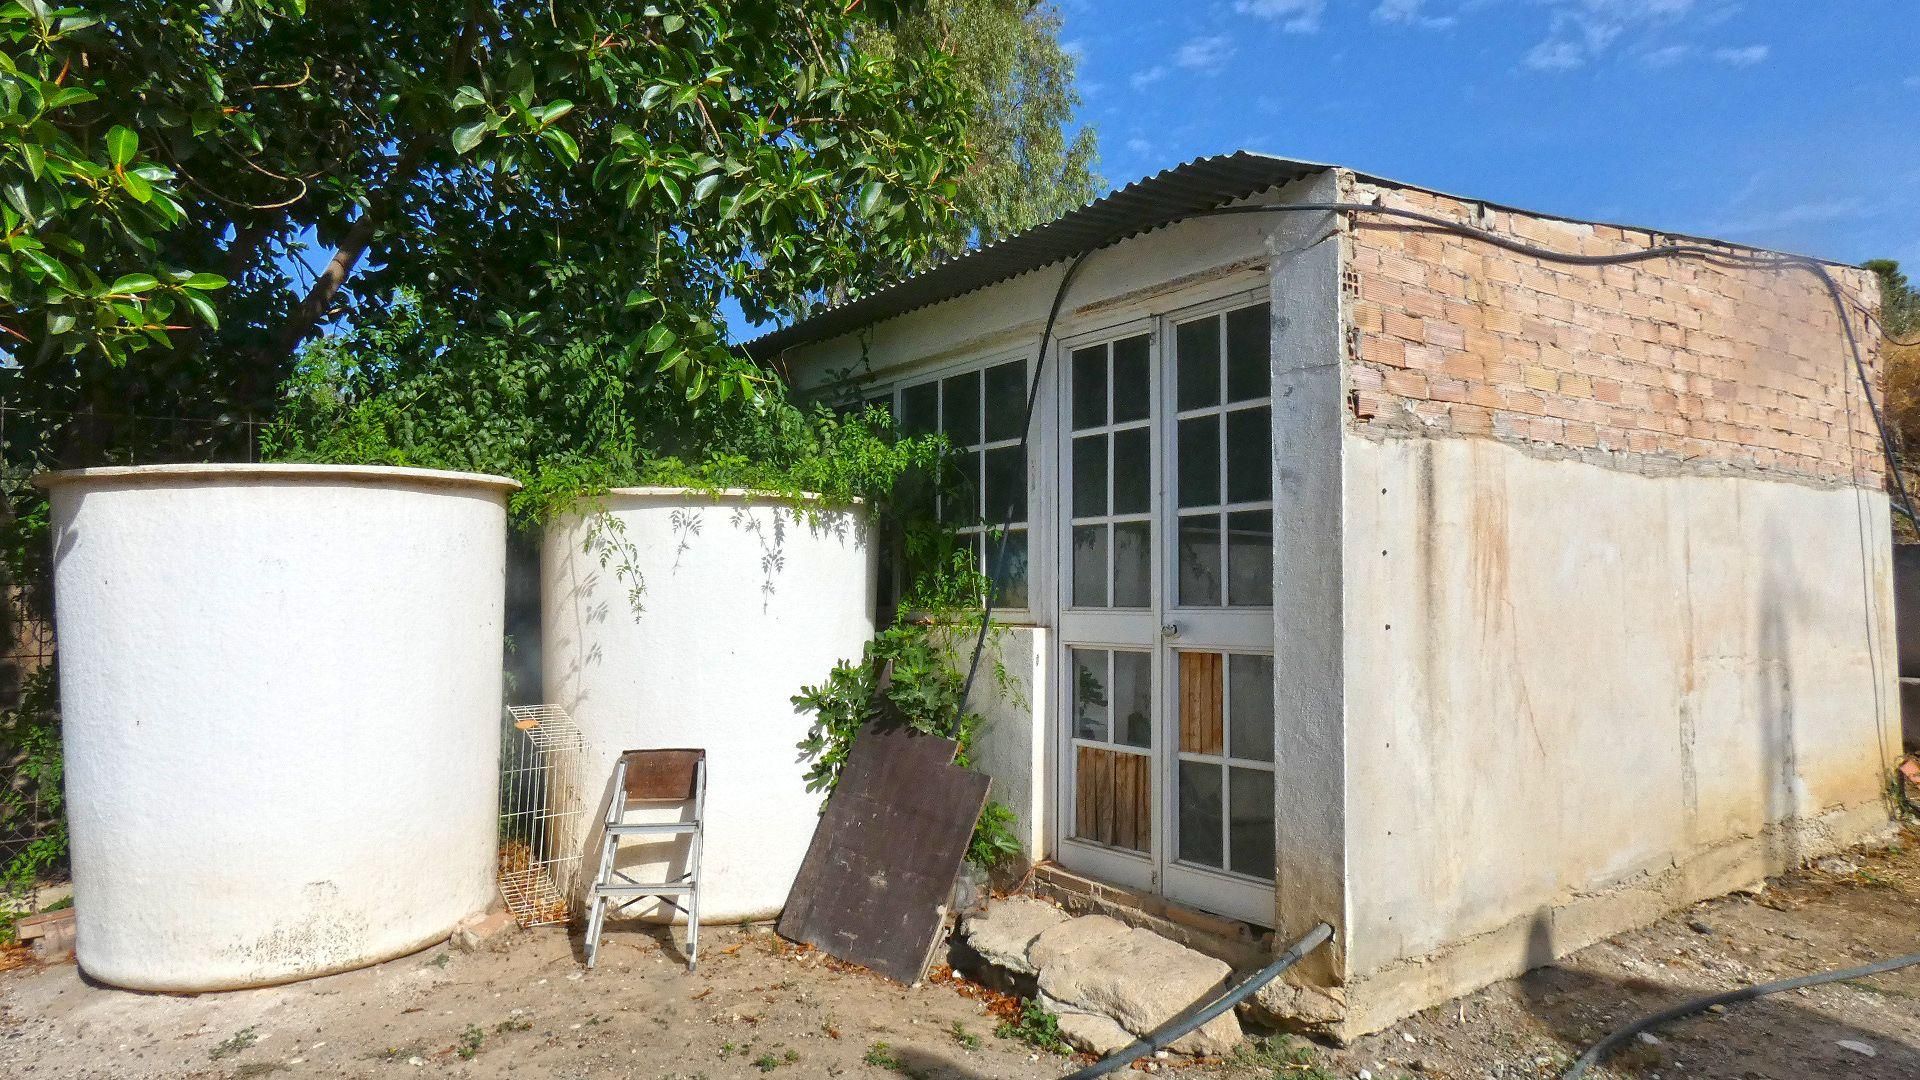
[38,463,518,992]
[542,488,873,922]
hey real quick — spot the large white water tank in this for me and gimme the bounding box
[542,488,873,922]
[38,463,517,991]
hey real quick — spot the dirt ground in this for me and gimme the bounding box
[1,825,1916,1080]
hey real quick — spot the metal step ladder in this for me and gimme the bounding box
[583,748,706,971]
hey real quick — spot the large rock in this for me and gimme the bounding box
[962,897,1071,976]
[1040,993,1137,1056]
[1031,916,1242,1055]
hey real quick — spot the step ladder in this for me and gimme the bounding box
[583,748,706,971]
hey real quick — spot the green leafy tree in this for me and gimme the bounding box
[1868,259,1920,340]
[0,0,973,466]
[867,0,1098,259]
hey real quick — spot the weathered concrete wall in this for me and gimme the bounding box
[1331,172,1901,1036]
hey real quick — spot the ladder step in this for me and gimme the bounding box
[594,883,694,897]
[607,821,700,836]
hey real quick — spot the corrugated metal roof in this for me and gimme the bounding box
[742,149,1856,359]
[743,151,1333,359]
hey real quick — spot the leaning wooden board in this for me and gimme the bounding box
[778,723,991,984]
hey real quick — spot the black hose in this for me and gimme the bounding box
[1056,921,1335,1080]
[1562,949,1920,1079]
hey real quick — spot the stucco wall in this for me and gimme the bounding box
[957,625,1050,866]
[1328,173,1901,1035]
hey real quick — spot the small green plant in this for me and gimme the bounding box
[456,1024,485,1060]
[752,1047,799,1072]
[494,1016,533,1034]
[994,999,1071,1055]
[209,1027,259,1061]
[719,1041,741,1059]
[950,1022,981,1051]
[1229,1035,1338,1079]
[863,1042,903,1069]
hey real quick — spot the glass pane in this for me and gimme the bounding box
[1112,521,1151,608]
[1225,303,1271,403]
[1228,767,1276,880]
[1176,317,1221,411]
[1178,513,1222,606]
[1178,760,1224,869]
[1227,509,1273,607]
[1112,427,1150,515]
[1072,345,1107,430]
[1072,435,1108,518]
[1113,650,1153,749]
[1072,524,1108,608]
[941,450,981,526]
[983,445,1026,523]
[1112,335,1152,422]
[983,361,1026,442]
[1177,415,1219,509]
[899,381,938,436]
[988,528,1028,609]
[1228,654,1275,762]
[1225,406,1271,504]
[1071,648,1110,741]
[942,372,980,446]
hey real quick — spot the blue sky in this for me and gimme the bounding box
[1056,0,1919,268]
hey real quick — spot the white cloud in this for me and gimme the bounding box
[1521,0,1699,72]
[1712,44,1770,66]
[1373,0,1457,29]
[1525,38,1588,71]
[1233,0,1326,34]
[1906,75,1920,89]
[1125,137,1154,156]
[1174,35,1235,70]
[1060,39,1086,62]
[1129,65,1168,91]
[1715,198,1866,235]
[1641,44,1692,67]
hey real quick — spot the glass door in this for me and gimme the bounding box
[1160,300,1277,924]
[1055,325,1159,892]
[1053,297,1276,925]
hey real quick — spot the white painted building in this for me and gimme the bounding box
[748,154,1901,1036]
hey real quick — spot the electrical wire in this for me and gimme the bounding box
[959,197,1917,717]
[1056,922,1335,1080]
[1560,949,1920,1079]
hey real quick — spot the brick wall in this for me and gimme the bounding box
[1341,178,1886,487]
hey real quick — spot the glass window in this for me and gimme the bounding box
[890,359,1031,609]
[1174,302,1274,610]
[1068,334,1154,611]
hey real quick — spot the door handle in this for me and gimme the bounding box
[1161,622,1181,639]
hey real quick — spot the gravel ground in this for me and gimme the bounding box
[1,825,1916,1080]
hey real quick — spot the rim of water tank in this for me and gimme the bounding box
[32,462,521,494]
[594,485,865,506]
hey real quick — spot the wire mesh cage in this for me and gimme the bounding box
[499,704,588,928]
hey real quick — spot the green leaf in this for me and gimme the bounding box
[532,100,574,126]
[857,181,885,217]
[43,86,95,109]
[539,126,579,164]
[119,168,152,202]
[692,173,720,204]
[105,125,138,168]
[451,85,486,111]
[181,272,227,290]
[452,121,488,155]
[178,288,218,330]
[108,273,159,294]
[642,324,677,354]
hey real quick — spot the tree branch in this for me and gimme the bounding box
[272,5,485,359]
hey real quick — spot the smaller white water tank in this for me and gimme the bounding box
[39,463,517,991]
[542,488,874,922]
